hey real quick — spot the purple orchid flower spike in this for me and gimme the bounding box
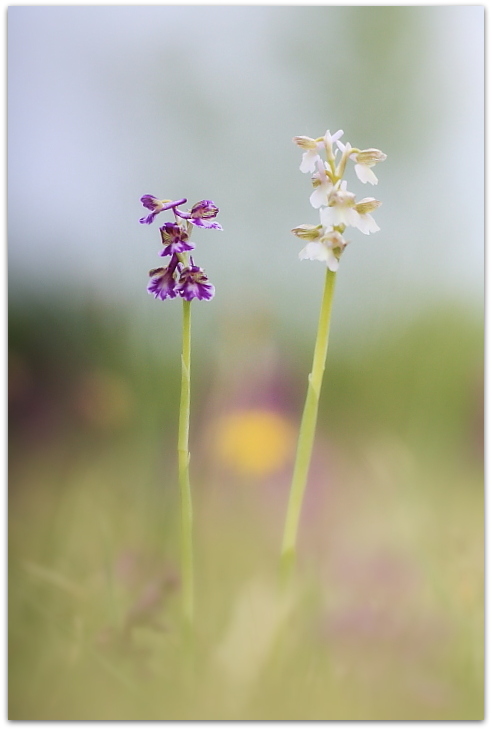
[178,258,215,301]
[141,192,221,303]
[176,200,223,230]
[147,254,181,300]
[140,196,187,225]
[159,222,195,257]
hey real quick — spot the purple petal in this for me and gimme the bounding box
[160,240,195,256]
[140,194,159,211]
[190,217,223,230]
[178,264,215,301]
[147,269,178,300]
[179,281,215,301]
[197,282,215,300]
[159,221,182,238]
[140,197,188,225]
[190,200,219,219]
[167,253,181,274]
[140,211,157,225]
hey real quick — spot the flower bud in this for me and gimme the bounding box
[354,148,387,166]
[293,136,318,150]
[354,198,381,215]
[291,224,323,241]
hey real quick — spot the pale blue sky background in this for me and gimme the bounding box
[8,6,483,344]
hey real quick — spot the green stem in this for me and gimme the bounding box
[280,268,337,584]
[178,298,193,630]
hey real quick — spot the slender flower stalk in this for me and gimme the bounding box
[281,130,386,583]
[140,194,221,631]
[178,297,193,628]
[280,267,336,582]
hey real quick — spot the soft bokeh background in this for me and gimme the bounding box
[8,6,483,721]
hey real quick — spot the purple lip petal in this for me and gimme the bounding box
[147,254,181,300]
[140,211,158,225]
[178,264,215,301]
[179,281,215,301]
[160,240,195,256]
[197,282,215,300]
[147,274,178,300]
[190,218,223,230]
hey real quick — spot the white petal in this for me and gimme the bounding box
[338,207,356,227]
[356,213,380,235]
[319,206,337,227]
[299,241,330,263]
[344,208,364,229]
[300,242,339,270]
[355,164,378,185]
[300,150,321,174]
[309,186,329,209]
[327,252,339,272]
[315,158,326,176]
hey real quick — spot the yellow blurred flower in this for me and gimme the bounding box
[213,408,296,477]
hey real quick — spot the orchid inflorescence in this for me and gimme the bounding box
[292,130,386,272]
[140,195,222,301]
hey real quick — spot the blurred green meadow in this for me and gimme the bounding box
[8,5,483,721]
[9,297,483,721]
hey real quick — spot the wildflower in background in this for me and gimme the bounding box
[213,408,296,478]
[140,192,222,633]
[281,128,386,584]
